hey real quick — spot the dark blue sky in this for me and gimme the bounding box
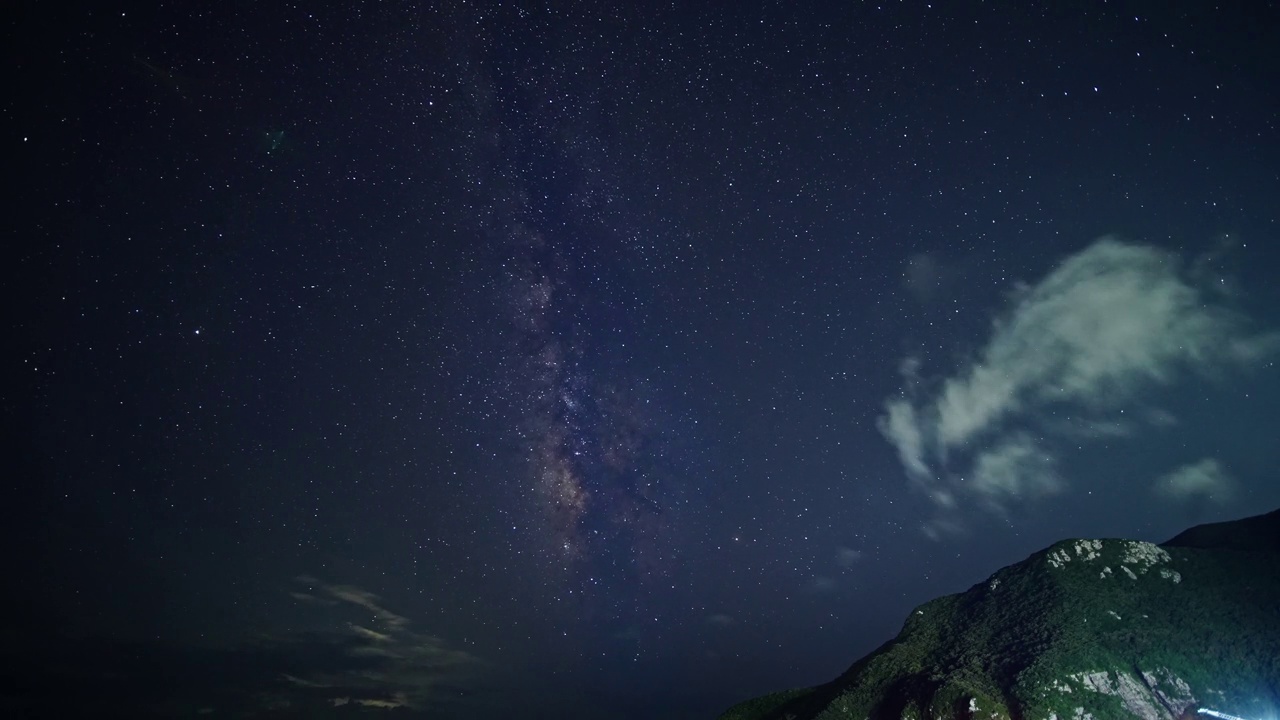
[7,2,1280,718]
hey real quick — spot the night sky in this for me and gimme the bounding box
[6,2,1280,718]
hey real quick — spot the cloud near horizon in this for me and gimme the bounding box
[878,237,1277,535]
[279,577,481,711]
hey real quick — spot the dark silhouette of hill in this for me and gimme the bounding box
[1164,508,1280,552]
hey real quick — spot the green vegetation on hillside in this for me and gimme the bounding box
[721,510,1280,720]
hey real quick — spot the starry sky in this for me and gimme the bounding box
[6,2,1280,718]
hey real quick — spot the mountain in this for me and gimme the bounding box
[720,509,1280,720]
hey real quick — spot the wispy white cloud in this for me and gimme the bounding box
[905,252,945,305]
[880,398,931,483]
[967,433,1061,511]
[835,547,863,569]
[878,237,1277,534]
[322,584,411,632]
[1153,458,1236,505]
[809,576,837,593]
[277,578,480,711]
[706,613,735,627]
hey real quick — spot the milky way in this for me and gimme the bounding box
[454,49,690,612]
[502,199,680,593]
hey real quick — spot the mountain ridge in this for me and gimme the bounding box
[720,509,1280,720]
